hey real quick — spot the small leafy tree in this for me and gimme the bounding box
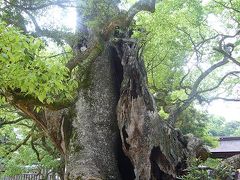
[182,158,234,180]
[0,102,62,178]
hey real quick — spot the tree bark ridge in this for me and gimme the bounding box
[66,46,122,179]
[117,40,208,179]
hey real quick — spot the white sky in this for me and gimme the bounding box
[208,101,240,121]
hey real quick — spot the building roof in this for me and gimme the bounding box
[210,137,240,153]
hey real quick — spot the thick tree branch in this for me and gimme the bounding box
[4,91,68,155]
[127,0,156,23]
[102,0,156,40]
[66,39,104,71]
[7,91,74,111]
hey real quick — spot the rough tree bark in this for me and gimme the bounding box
[66,46,121,179]
[116,41,209,179]
[3,1,210,179]
[63,40,208,179]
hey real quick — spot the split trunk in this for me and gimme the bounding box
[64,41,208,179]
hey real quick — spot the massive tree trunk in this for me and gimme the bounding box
[63,39,208,179]
[66,46,122,179]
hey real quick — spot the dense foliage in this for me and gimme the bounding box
[0,21,77,104]
[0,105,62,177]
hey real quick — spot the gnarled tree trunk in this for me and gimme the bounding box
[64,40,208,179]
[116,41,190,179]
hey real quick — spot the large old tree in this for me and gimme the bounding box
[1,0,240,179]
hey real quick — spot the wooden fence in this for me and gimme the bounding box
[2,171,60,180]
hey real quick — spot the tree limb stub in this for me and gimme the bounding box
[66,39,104,71]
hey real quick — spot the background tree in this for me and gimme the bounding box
[208,115,240,137]
[0,102,63,178]
[175,106,217,146]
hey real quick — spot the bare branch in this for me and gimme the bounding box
[3,0,75,45]
[177,27,219,57]
[169,57,229,125]
[3,0,74,11]
[17,123,33,128]
[199,71,240,93]
[24,10,74,45]
[189,58,229,99]
[179,69,191,94]
[213,46,240,67]
[209,97,240,102]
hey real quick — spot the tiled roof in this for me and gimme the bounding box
[210,137,240,153]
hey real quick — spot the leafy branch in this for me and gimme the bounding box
[5,126,36,156]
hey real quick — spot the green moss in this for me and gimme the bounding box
[69,129,84,153]
[78,60,93,90]
[74,144,84,153]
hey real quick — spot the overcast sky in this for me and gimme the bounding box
[207,101,240,121]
